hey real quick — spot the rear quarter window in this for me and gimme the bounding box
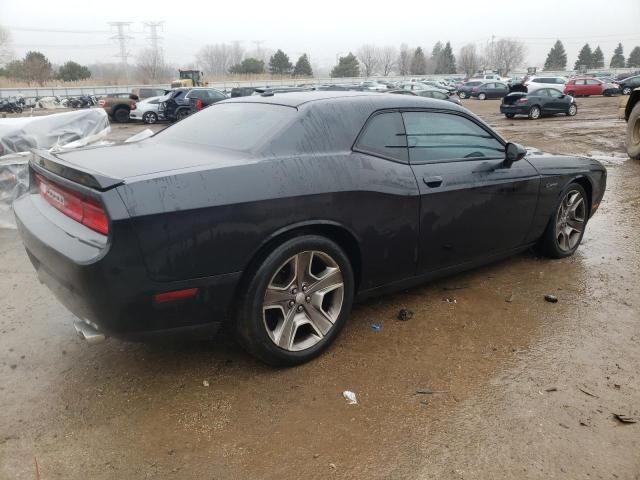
[157,103,297,152]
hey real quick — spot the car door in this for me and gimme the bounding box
[547,88,567,113]
[402,110,540,273]
[584,79,600,95]
[493,82,508,99]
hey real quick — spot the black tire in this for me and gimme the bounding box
[176,109,190,122]
[627,103,640,159]
[537,183,588,259]
[505,113,515,118]
[142,111,158,124]
[235,235,354,366]
[113,107,130,123]
[566,104,578,116]
[528,105,541,120]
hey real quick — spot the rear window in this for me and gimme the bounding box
[157,103,296,152]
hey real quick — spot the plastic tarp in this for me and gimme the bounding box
[0,109,111,228]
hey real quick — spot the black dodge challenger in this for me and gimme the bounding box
[14,92,606,365]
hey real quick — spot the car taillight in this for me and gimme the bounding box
[517,98,528,104]
[130,103,137,110]
[35,174,109,235]
[98,99,105,107]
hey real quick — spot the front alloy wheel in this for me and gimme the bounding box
[538,183,588,258]
[555,190,586,252]
[458,91,467,99]
[263,251,344,352]
[622,87,632,95]
[567,104,577,116]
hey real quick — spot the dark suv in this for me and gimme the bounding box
[619,75,640,95]
[159,87,227,122]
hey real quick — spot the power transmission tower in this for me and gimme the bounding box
[109,22,134,82]
[143,21,164,54]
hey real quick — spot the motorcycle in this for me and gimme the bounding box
[66,95,98,108]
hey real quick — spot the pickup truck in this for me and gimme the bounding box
[98,93,138,123]
[626,88,640,159]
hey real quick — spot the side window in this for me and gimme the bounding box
[536,89,550,97]
[355,112,408,163]
[211,90,226,100]
[433,92,447,100]
[402,111,504,163]
[548,89,562,98]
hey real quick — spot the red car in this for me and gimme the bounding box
[563,77,619,97]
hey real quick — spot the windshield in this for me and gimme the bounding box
[157,102,297,152]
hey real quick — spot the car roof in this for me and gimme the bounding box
[222,90,465,112]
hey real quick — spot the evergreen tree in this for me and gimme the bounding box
[574,43,593,70]
[410,46,427,75]
[627,46,640,68]
[229,58,265,74]
[435,41,456,74]
[610,43,625,68]
[431,41,443,63]
[57,61,91,81]
[330,53,360,78]
[268,49,293,75]
[22,51,52,85]
[293,53,313,77]
[591,46,604,69]
[543,40,567,70]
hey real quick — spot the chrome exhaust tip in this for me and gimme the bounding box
[73,320,106,345]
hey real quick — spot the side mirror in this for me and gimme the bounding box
[504,142,527,168]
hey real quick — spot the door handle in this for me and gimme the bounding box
[423,176,443,188]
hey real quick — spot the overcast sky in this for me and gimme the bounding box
[2,0,640,73]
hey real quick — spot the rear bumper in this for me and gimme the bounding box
[500,105,529,114]
[13,191,241,339]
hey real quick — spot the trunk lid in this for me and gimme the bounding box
[503,93,527,105]
[51,138,254,184]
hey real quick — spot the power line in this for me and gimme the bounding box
[109,22,134,81]
[7,26,112,34]
[143,21,164,54]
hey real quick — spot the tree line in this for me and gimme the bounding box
[544,40,640,70]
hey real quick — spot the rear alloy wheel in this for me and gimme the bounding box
[528,105,541,119]
[567,104,578,116]
[622,87,632,95]
[478,92,487,100]
[236,235,354,366]
[458,91,467,99]
[538,183,588,258]
[505,113,515,118]
[142,111,158,124]
[113,108,130,123]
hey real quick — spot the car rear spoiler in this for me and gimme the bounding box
[30,149,123,190]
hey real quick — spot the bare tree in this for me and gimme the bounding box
[0,25,13,66]
[197,44,232,76]
[357,44,380,77]
[379,45,397,76]
[397,43,410,76]
[486,38,525,76]
[135,48,170,83]
[457,44,481,77]
[230,41,245,66]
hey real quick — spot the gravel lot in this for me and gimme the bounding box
[1,96,639,479]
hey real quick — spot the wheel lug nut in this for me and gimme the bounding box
[291,288,297,295]
[302,285,307,292]
[297,305,303,312]
[305,296,311,303]
[288,300,295,308]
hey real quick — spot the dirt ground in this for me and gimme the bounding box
[1,97,639,480]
